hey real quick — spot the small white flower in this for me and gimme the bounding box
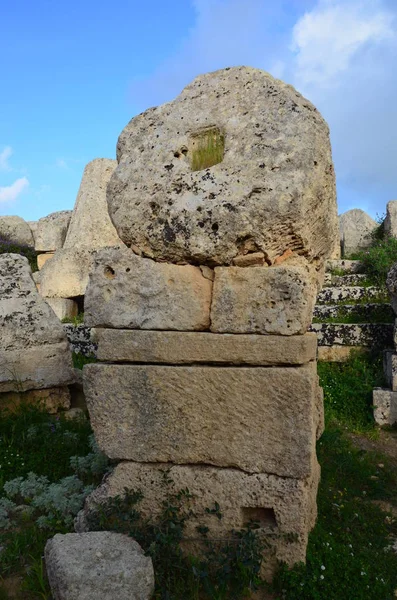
[320,575,324,580]
[321,565,326,571]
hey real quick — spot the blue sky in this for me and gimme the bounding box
[1,0,396,221]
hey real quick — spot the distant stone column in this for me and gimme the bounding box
[77,67,338,576]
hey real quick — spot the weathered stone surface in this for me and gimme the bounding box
[384,351,397,392]
[28,221,38,243]
[32,270,41,291]
[316,286,384,305]
[108,66,337,266]
[37,253,54,270]
[210,265,316,335]
[40,248,94,298]
[232,252,265,267]
[313,303,394,322]
[35,211,72,252]
[45,532,154,600]
[323,273,368,287]
[0,254,75,392]
[45,298,78,321]
[0,387,71,413]
[310,323,393,348]
[0,216,34,246]
[387,264,397,314]
[339,209,377,257]
[63,325,96,357]
[384,200,397,238]
[317,346,367,362]
[64,159,123,250]
[94,329,317,365]
[84,247,212,331]
[325,259,363,274]
[373,388,397,426]
[76,461,320,569]
[84,363,320,478]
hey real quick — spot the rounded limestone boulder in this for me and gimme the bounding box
[107,66,338,266]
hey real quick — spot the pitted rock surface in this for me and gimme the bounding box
[63,324,96,357]
[108,66,337,266]
[309,323,393,348]
[35,211,72,251]
[0,254,74,391]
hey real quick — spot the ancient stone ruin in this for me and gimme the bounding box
[0,254,75,412]
[75,66,339,574]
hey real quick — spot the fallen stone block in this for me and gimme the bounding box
[84,247,212,331]
[93,329,317,365]
[45,532,154,600]
[76,461,320,571]
[84,363,320,478]
[0,386,71,413]
[45,298,79,321]
[325,259,363,274]
[40,248,94,298]
[373,388,397,426]
[0,254,75,392]
[210,265,316,335]
[316,286,384,305]
[35,211,72,252]
[310,323,393,348]
[37,252,55,270]
[0,215,34,246]
[339,209,377,257]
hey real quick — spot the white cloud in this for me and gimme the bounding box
[56,158,68,169]
[291,0,394,88]
[0,177,29,204]
[0,146,13,171]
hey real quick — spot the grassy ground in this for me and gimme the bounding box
[1,352,397,599]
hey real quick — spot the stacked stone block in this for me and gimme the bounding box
[77,67,338,575]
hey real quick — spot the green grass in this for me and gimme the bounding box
[272,424,397,599]
[191,127,225,172]
[318,351,385,432]
[326,291,390,306]
[0,239,38,273]
[312,304,394,324]
[72,352,97,370]
[61,312,84,326]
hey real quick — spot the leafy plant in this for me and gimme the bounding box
[61,312,84,326]
[0,238,38,272]
[72,352,97,370]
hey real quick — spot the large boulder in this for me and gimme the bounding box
[45,532,154,600]
[0,254,74,392]
[0,216,34,247]
[107,66,338,267]
[339,209,377,257]
[63,159,123,250]
[40,248,94,298]
[35,210,72,252]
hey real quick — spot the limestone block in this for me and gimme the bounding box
[45,298,79,321]
[373,388,397,426]
[0,216,34,246]
[310,323,393,348]
[325,259,363,273]
[35,211,72,252]
[28,221,38,243]
[94,329,317,366]
[0,254,75,392]
[84,363,320,478]
[210,265,316,335]
[316,286,383,305]
[384,351,397,392]
[317,346,367,362]
[339,209,377,257]
[108,66,337,266]
[39,248,94,298]
[45,532,154,600]
[37,252,55,270]
[0,387,71,414]
[84,247,212,331]
[77,461,320,569]
[384,200,397,238]
[32,270,41,291]
[64,159,123,250]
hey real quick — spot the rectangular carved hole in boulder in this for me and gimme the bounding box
[241,507,278,530]
[189,126,224,171]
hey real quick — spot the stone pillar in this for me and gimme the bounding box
[80,247,323,574]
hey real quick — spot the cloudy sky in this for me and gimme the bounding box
[1,0,396,221]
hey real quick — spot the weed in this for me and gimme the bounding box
[72,352,96,370]
[61,313,84,326]
[191,127,225,172]
[0,238,38,272]
[318,351,385,431]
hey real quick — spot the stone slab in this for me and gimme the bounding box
[316,286,384,305]
[76,460,320,569]
[45,298,79,321]
[45,532,154,600]
[84,363,320,478]
[37,252,55,270]
[373,388,397,426]
[84,247,212,331]
[323,273,368,287]
[35,211,72,252]
[0,386,71,414]
[325,259,363,274]
[317,346,367,362]
[210,265,316,335]
[313,303,394,322]
[310,323,393,348]
[93,329,317,365]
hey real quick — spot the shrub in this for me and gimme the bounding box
[0,237,38,272]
